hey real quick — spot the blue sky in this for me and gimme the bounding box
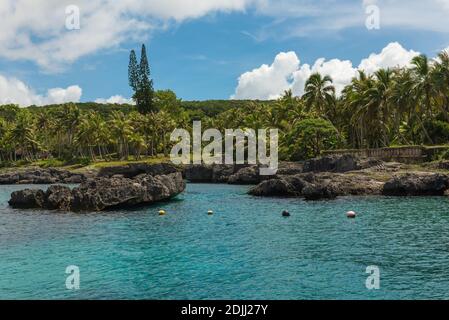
[1,0,449,105]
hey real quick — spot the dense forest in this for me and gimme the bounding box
[1,51,449,167]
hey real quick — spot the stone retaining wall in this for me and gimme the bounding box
[323,146,448,163]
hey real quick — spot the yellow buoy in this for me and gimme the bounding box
[159,210,166,216]
[207,210,214,215]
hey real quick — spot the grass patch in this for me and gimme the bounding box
[75,156,170,171]
[33,159,65,168]
[0,156,170,173]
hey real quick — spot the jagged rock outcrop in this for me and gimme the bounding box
[248,174,309,197]
[275,162,304,176]
[97,162,179,178]
[303,154,361,173]
[184,164,214,182]
[302,183,339,201]
[212,165,235,183]
[184,164,252,183]
[248,179,297,197]
[248,170,384,199]
[183,162,303,184]
[382,173,449,196]
[45,185,73,211]
[8,189,46,209]
[0,168,85,185]
[9,172,185,212]
[228,166,262,185]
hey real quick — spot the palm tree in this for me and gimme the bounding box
[129,132,146,160]
[433,51,449,121]
[341,70,373,148]
[411,55,436,119]
[131,111,157,156]
[342,69,394,148]
[303,73,336,118]
[0,118,11,162]
[75,113,98,160]
[154,111,176,157]
[366,68,394,147]
[94,113,112,160]
[110,111,134,160]
[8,111,41,161]
[410,54,437,143]
[390,68,416,144]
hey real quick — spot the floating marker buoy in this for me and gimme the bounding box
[282,210,291,217]
[159,210,166,216]
[208,210,214,215]
[346,211,356,218]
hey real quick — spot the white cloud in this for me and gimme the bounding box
[232,42,419,99]
[291,58,357,97]
[0,73,136,106]
[231,52,299,99]
[0,74,81,106]
[358,42,420,74]
[1,0,447,72]
[45,86,83,105]
[123,0,253,21]
[95,95,135,105]
[0,0,255,72]
[253,0,449,37]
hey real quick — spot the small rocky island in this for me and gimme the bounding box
[8,164,185,212]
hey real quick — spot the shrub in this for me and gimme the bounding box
[77,157,92,167]
[424,120,449,145]
[38,158,65,168]
[14,159,31,167]
[286,118,343,160]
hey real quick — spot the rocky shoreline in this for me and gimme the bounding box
[4,154,449,212]
[183,155,449,200]
[0,168,88,185]
[9,171,185,212]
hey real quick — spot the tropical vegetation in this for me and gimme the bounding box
[1,50,449,167]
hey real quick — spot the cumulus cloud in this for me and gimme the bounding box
[45,86,83,105]
[0,73,136,106]
[232,42,420,99]
[0,0,254,71]
[1,1,448,71]
[231,52,299,100]
[95,95,135,105]
[0,74,81,106]
[291,58,357,97]
[358,42,420,74]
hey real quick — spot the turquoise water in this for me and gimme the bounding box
[1,183,449,300]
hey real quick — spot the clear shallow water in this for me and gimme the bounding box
[1,183,449,300]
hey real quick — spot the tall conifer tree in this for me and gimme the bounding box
[128,44,154,114]
[138,44,154,114]
[128,50,139,92]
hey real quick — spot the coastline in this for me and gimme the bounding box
[3,154,449,210]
